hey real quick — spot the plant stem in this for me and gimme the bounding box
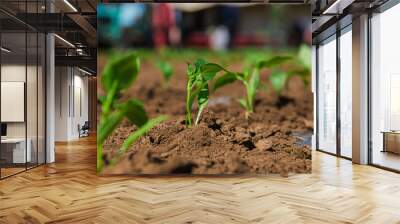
[97,142,103,173]
[195,101,207,125]
[102,82,118,117]
[186,82,192,126]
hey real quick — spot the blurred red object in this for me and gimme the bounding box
[152,3,175,48]
[186,32,209,47]
[233,34,268,47]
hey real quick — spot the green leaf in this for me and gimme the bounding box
[98,95,106,105]
[237,98,248,110]
[213,72,238,91]
[102,52,140,93]
[297,44,311,71]
[117,99,148,127]
[247,69,260,111]
[269,71,289,94]
[197,83,209,105]
[119,115,168,153]
[195,83,209,125]
[187,63,195,78]
[242,67,252,80]
[194,58,207,71]
[97,110,125,145]
[201,63,226,80]
[257,56,292,70]
[156,61,173,81]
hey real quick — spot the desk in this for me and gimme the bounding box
[1,138,32,163]
[382,131,400,155]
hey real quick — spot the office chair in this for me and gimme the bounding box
[79,121,90,138]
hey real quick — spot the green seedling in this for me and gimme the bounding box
[214,56,292,118]
[214,66,258,118]
[293,44,312,85]
[98,52,167,172]
[267,45,312,96]
[156,60,173,86]
[262,56,293,95]
[185,59,228,126]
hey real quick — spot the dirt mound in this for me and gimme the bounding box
[102,60,313,176]
[104,110,311,176]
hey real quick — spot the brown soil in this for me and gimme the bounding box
[101,59,313,177]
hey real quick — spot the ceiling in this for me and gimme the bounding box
[312,0,389,42]
[0,0,97,74]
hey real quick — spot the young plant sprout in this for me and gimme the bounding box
[260,56,293,95]
[214,67,259,118]
[98,53,167,172]
[293,44,312,85]
[156,60,173,86]
[213,55,292,118]
[185,59,228,126]
[266,45,312,96]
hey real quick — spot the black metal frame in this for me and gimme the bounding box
[367,0,400,173]
[0,0,47,180]
[336,21,341,158]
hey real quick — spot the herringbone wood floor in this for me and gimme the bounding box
[0,135,399,224]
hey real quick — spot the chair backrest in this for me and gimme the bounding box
[82,121,90,129]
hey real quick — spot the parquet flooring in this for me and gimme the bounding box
[0,135,400,223]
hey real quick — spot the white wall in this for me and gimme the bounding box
[55,67,89,141]
[1,64,46,164]
[1,65,37,138]
[55,66,69,141]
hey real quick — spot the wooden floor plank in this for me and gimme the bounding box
[0,135,399,223]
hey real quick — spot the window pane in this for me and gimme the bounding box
[371,4,400,171]
[340,29,352,158]
[318,37,337,154]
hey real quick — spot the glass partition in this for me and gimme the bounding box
[339,27,352,158]
[317,35,337,154]
[1,30,28,178]
[0,1,46,179]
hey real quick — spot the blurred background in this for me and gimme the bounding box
[98,3,311,50]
